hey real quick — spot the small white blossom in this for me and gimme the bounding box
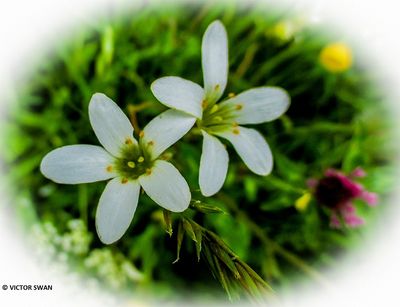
[151,20,290,196]
[41,93,193,244]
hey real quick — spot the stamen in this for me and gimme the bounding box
[233,128,240,135]
[214,116,223,122]
[125,138,133,145]
[139,131,144,138]
[138,156,145,163]
[214,84,220,91]
[147,141,154,146]
[127,161,136,168]
[202,100,208,109]
[228,92,236,98]
[121,178,128,184]
[146,168,152,175]
[235,104,243,110]
[232,122,239,127]
[106,165,113,172]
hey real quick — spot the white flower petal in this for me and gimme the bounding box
[220,87,290,124]
[141,109,196,159]
[89,93,136,157]
[40,145,115,184]
[151,76,204,118]
[216,127,273,175]
[96,177,140,244]
[202,20,228,102]
[139,160,190,212]
[199,131,229,196]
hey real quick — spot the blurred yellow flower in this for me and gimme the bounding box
[319,42,352,73]
[295,192,312,211]
[266,19,304,42]
[270,22,293,41]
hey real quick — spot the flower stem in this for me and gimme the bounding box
[127,102,152,134]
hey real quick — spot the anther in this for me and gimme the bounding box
[228,92,236,98]
[146,168,152,175]
[106,165,113,172]
[139,131,144,138]
[235,104,243,110]
[121,178,128,184]
[202,100,208,109]
[125,138,133,145]
[233,128,240,135]
[214,116,223,122]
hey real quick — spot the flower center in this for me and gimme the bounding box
[315,177,354,208]
[198,101,238,134]
[113,143,153,180]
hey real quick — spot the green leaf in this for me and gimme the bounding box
[163,210,173,237]
[213,255,233,300]
[173,221,185,264]
[207,214,250,259]
[182,219,197,243]
[189,221,203,261]
[214,245,240,279]
[191,200,225,214]
[235,263,261,298]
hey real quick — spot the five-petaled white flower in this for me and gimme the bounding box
[40,93,195,244]
[151,20,291,196]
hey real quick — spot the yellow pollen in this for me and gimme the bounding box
[139,131,144,138]
[146,168,152,175]
[214,84,220,91]
[125,138,133,145]
[235,104,243,110]
[232,122,239,127]
[233,128,240,135]
[202,100,208,109]
[106,165,113,172]
[148,140,154,146]
[127,161,136,168]
[210,105,219,114]
[121,178,128,184]
[228,92,235,98]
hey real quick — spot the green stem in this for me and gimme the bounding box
[234,43,259,79]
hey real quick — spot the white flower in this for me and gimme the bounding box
[40,93,194,244]
[151,20,290,196]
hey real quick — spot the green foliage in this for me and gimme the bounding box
[1,0,396,303]
[173,216,273,302]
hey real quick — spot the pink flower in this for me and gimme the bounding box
[312,168,378,228]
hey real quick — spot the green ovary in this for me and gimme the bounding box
[113,143,154,180]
